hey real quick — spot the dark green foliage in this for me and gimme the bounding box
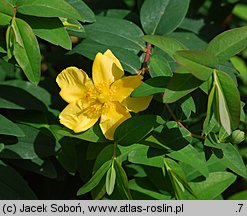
[0,0,246,200]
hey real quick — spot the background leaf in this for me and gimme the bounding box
[128,144,164,168]
[205,135,247,178]
[188,172,236,199]
[114,160,132,199]
[149,55,173,77]
[69,40,141,74]
[142,35,186,57]
[173,50,216,81]
[114,115,162,145]
[0,160,37,199]
[163,73,203,103]
[22,16,71,50]
[16,0,83,21]
[84,16,145,52]
[0,12,12,26]
[0,0,14,16]
[0,114,24,136]
[13,18,41,84]
[168,144,209,177]
[207,26,247,63]
[0,124,58,159]
[77,160,111,196]
[66,0,95,22]
[140,0,190,34]
[132,77,169,97]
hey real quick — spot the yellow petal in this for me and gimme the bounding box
[56,66,94,103]
[100,102,131,140]
[122,96,153,113]
[59,99,101,133]
[104,49,123,73]
[92,51,124,86]
[111,75,143,103]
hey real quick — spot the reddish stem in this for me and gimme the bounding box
[138,43,152,75]
[144,43,152,63]
[165,104,205,139]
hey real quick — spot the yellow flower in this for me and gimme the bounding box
[56,49,152,140]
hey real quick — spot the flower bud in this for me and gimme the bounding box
[230,130,245,144]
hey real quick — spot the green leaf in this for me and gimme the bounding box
[203,84,217,135]
[0,59,14,77]
[114,160,132,200]
[189,172,236,199]
[13,18,41,84]
[128,144,164,168]
[106,161,116,195]
[125,164,147,178]
[164,158,195,199]
[205,135,247,178]
[178,18,204,34]
[220,145,247,178]
[228,190,247,200]
[233,4,247,22]
[142,35,186,57]
[0,12,12,26]
[173,50,216,81]
[16,0,83,21]
[69,40,141,74]
[9,157,57,179]
[216,62,238,85]
[154,123,192,150]
[6,23,15,59]
[129,179,171,200]
[0,160,37,199]
[56,124,107,143]
[93,145,115,173]
[149,55,173,77]
[0,114,24,136]
[132,77,169,97]
[163,73,203,103]
[140,0,190,34]
[0,124,58,159]
[0,82,49,111]
[66,0,95,22]
[57,141,77,175]
[0,33,7,53]
[214,70,240,134]
[114,115,161,145]
[207,26,247,63]
[0,0,14,16]
[231,56,247,85]
[168,144,209,177]
[105,9,130,19]
[84,16,145,52]
[63,18,85,37]
[77,160,111,195]
[180,95,196,118]
[170,32,208,50]
[22,16,71,50]
[1,80,51,107]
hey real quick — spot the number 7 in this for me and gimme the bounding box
[238,204,243,212]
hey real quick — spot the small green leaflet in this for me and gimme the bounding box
[77,160,111,195]
[214,70,240,134]
[106,160,116,195]
[12,18,41,84]
[204,70,240,135]
[207,26,247,63]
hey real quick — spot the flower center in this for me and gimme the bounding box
[95,81,114,104]
[97,93,109,103]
